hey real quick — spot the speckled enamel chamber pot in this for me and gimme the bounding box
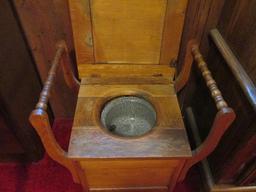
[100,96,157,138]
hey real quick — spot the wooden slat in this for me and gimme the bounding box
[78,84,176,97]
[160,0,188,65]
[78,64,175,84]
[90,0,166,64]
[68,0,94,64]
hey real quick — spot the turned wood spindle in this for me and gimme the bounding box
[192,45,228,110]
[35,44,65,111]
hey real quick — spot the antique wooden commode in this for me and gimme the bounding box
[30,0,235,191]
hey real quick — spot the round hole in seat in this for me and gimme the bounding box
[101,96,157,138]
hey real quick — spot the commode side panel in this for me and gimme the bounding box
[90,0,167,64]
[80,159,179,189]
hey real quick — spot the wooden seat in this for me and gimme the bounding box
[67,80,192,190]
[68,83,191,159]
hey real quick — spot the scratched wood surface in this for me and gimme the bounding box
[68,82,190,190]
[68,0,94,65]
[68,83,191,159]
[78,64,175,84]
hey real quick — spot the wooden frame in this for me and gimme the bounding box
[29,39,235,191]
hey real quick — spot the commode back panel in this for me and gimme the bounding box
[91,0,166,64]
[69,0,188,76]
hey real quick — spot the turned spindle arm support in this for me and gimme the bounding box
[29,41,80,183]
[176,43,236,181]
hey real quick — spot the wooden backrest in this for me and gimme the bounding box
[69,0,188,78]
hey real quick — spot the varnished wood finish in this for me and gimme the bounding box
[175,40,197,92]
[210,29,256,111]
[0,0,44,161]
[59,41,80,94]
[29,41,81,182]
[67,80,191,190]
[177,0,222,73]
[175,0,225,116]
[80,159,179,189]
[207,1,256,183]
[211,185,256,192]
[179,102,235,182]
[69,0,188,73]
[29,109,80,183]
[160,0,188,65]
[177,45,235,181]
[68,84,191,159]
[13,0,77,117]
[35,41,79,111]
[35,44,65,111]
[184,108,256,192]
[68,0,94,65]
[28,1,241,191]
[208,29,256,184]
[78,64,175,84]
[91,0,166,64]
[192,45,228,110]
[177,0,256,186]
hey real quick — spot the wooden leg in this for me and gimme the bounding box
[29,109,80,183]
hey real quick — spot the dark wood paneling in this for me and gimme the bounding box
[205,45,256,183]
[218,0,256,85]
[177,0,225,72]
[207,0,256,183]
[13,0,78,117]
[178,0,256,185]
[0,111,24,157]
[0,0,44,161]
[177,0,224,112]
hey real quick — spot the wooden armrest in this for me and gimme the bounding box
[29,41,80,183]
[177,44,236,181]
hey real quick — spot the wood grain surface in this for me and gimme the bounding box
[78,64,175,84]
[91,0,166,64]
[68,84,191,159]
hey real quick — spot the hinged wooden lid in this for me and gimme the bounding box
[69,0,188,78]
